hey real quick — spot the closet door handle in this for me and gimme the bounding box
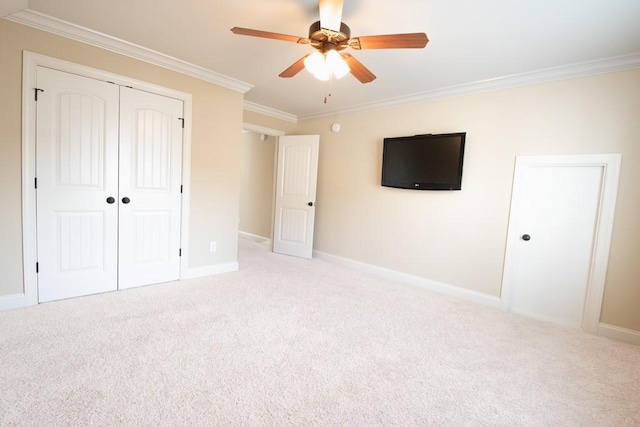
[122,197,131,204]
[106,197,115,204]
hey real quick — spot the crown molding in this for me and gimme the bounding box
[242,123,286,137]
[243,101,298,124]
[9,9,639,123]
[297,53,640,122]
[5,9,253,94]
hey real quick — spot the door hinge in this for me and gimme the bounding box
[178,118,185,129]
[34,177,37,189]
[179,248,182,257]
[34,88,44,101]
[180,185,183,194]
[36,262,39,273]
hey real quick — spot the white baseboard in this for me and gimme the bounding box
[1,263,240,312]
[238,231,271,245]
[598,323,640,346]
[0,293,29,311]
[183,262,239,280]
[0,262,240,311]
[313,250,502,309]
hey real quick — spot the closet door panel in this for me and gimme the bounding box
[118,87,183,289]
[36,67,120,302]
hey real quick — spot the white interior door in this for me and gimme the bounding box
[502,155,621,330]
[273,135,320,259]
[118,87,183,289]
[36,67,120,302]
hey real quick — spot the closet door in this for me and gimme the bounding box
[36,68,184,302]
[36,67,120,302]
[117,87,183,289]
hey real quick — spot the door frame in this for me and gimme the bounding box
[21,51,194,307]
[241,123,285,247]
[501,154,622,334]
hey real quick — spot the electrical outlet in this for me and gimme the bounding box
[210,241,217,252]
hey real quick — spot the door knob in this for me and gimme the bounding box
[522,234,531,241]
[122,197,131,204]
[106,197,115,204]
[308,202,314,207]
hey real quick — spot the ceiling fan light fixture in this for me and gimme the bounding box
[304,51,325,75]
[326,50,350,78]
[314,68,331,81]
[304,49,350,80]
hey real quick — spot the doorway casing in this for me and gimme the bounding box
[240,123,285,247]
[501,154,622,334]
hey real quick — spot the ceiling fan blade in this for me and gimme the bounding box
[231,27,309,44]
[342,54,376,83]
[318,0,344,32]
[279,54,311,78]
[350,33,429,50]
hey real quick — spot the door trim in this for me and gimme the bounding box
[501,154,622,333]
[20,51,193,307]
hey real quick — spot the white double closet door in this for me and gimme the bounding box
[36,67,183,302]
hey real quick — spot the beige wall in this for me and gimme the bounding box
[0,20,244,297]
[2,19,638,334]
[239,132,276,239]
[295,69,640,332]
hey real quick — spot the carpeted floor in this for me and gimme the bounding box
[1,237,639,426]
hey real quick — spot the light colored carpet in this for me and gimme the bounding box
[1,237,639,426]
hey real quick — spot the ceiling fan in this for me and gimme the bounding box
[231,0,428,83]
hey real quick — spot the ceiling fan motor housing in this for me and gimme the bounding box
[309,20,351,51]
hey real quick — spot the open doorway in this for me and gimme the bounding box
[239,124,284,248]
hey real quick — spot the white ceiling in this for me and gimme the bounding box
[11,0,640,119]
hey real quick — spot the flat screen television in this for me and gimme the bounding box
[381,132,466,190]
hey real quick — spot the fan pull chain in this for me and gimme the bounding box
[323,76,335,104]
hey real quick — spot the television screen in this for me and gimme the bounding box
[381,132,466,190]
